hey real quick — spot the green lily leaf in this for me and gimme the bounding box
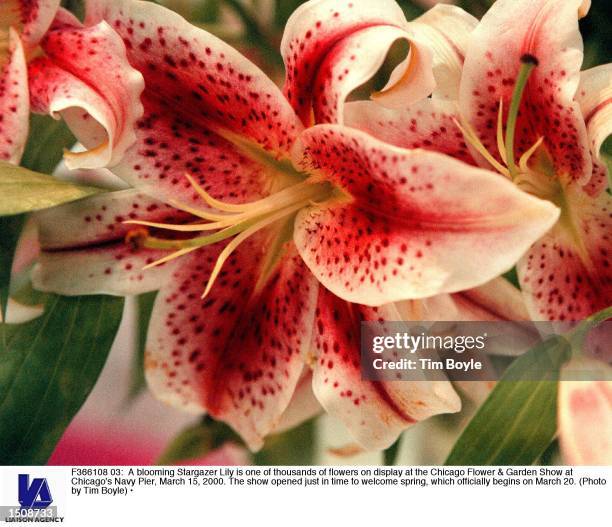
[1,116,75,317]
[445,335,571,465]
[0,161,102,217]
[0,215,25,321]
[253,418,316,465]
[383,437,401,466]
[157,417,241,465]
[0,294,124,464]
[127,292,157,402]
[20,114,76,174]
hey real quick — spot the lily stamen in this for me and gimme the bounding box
[453,116,510,176]
[125,173,333,297]
[518,136,545,174]
[496,100,508,165]
[200,201,309,299]
[455,54,545,187]
[183,173,327,217]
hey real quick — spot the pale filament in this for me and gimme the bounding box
[126,174,328,232]
[455,101,544,183]
[126,173,331,298]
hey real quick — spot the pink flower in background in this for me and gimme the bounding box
[558,357,612,465]
[50,430,247,465]
[27,0,559,450]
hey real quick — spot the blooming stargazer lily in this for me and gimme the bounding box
[27,0,559,450]
[0,0,144,169]
[347,0,611,329]
[345,0,611,460]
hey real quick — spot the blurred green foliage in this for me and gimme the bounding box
[127,292,158,402]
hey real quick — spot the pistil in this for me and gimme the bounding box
[505,54,539,178]
[455,54,545,189]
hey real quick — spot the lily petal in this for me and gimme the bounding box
[309,25,434,124]
[292,125,560,305]
[311,289,460,450]
[459,0,593,186]
[576,64,612,163]
[345,98,473,164]
[84,0,302,202]
[0,29,28,163]
[0,298,43,324]
[280,0,434,124]
[451,278,531,322]
[97,98,271,205]
[398,277,530,323]
[575,64,611,196]
[397,279,532,402]
[407,4,477,101]
[32,246,179,297]
[87,0,302,152]
[27,20,144,169]
[33,189,185,296]
[558,357,612,465]
[2,0,61,49]
[517,186,611,332]
[273,370,321,434]
[145,237,318,450]
[52,144,130,190]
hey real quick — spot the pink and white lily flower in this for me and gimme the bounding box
[346,0,611,461]
[0,0,144,169]
[347,0,611,330]
[29,0,558,450]
[1,0,57,163]
[1,0,142,322]
[558,356,612,465]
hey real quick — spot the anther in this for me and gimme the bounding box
[125,228,149,252]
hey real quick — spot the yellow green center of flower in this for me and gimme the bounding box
[125,172,334,298]
[456,55,562,202]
